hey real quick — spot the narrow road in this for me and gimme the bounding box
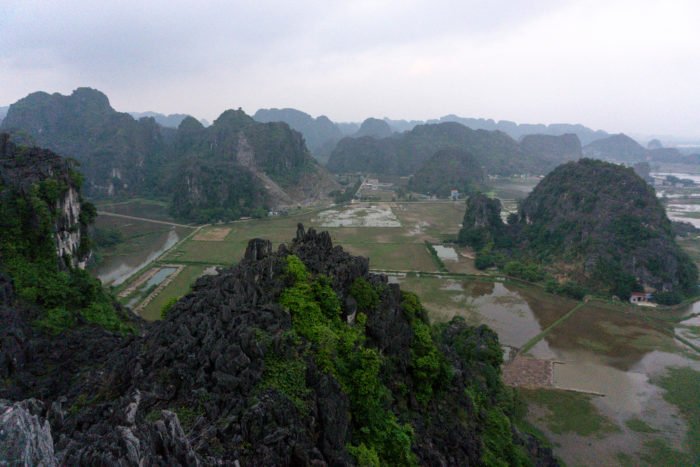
[97,211,195,228]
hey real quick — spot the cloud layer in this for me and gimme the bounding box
[1,0,699,139]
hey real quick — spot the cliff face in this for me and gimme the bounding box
[1,88,164,197]
[409,148,486,197]
[169,110,339,222]
[0,225,557,466]
[0,134,90,269]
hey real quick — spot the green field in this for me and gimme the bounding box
[140,265,208,321]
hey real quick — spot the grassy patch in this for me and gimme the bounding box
[640,439,693,466]
[140,265,206,321]
[520,388,619,436]
[655,367,700,464]
[625,417,659,433]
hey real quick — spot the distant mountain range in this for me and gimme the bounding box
[129,111,209,128]
[327,122,582,176]
[583,133,700,164]
[1,88,337,222]
[0,106,8,124]
[253,108,618,164]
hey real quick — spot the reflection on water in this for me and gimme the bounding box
[96,229,181,286]
[433,245,458,261]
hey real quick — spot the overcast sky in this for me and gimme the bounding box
[1,0,699,139]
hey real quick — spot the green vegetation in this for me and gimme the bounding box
[439,318,532,466]
[408,148,485,198]
[401,292,451,405]
[260,348,311,412]
[459,159,698,300]
[624,418,658,433]
[0,144,131,334]
[655,367,700,464]
[160,296,179,319]
[279,255,415,465]
[520,388,619,436]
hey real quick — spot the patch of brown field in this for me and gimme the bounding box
[194,227,231,241]
[503,356,554,388]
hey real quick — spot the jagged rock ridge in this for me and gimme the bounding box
[1,222,558,465]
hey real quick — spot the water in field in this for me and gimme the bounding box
[432,245,458,261]
[90,212,189,286]
[401,273,700,465]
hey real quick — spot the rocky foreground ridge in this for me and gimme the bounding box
[1,223,557,465]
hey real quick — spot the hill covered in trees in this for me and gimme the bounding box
[409,148,486,197]
[459,159,697,302]
[327,122,582,176]
[1,88,164,197]
[2,89,338,223]
[167,110,338,222]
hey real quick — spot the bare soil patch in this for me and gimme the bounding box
[194,227,231,241]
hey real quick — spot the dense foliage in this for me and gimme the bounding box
[279,256,416,465]
[0,136,131,333]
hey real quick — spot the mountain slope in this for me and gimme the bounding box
[1,88,164,197]
[0,134,133,336]
[129,111,209,128]
[409,148,486,197]
[254,108,343,162]
[169,109,338,222]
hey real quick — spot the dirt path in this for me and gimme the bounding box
[97,211,194,228]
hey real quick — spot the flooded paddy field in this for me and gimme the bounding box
[398,272,699,465]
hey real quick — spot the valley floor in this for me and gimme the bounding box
[89,177,700,465]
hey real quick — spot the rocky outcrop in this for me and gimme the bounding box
[1,224,557,465]
[0,134,91,269]
[0,399,56,466]
[169,109,338,222]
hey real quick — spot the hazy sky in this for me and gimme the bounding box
[1,0,699,139]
